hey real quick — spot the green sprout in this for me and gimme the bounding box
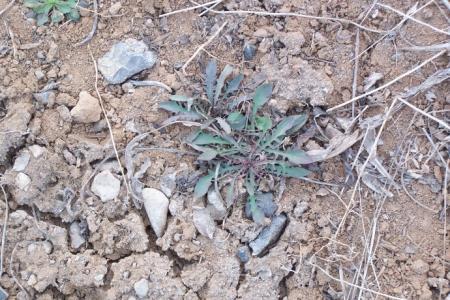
[24,0,80,26]
[160,60,312,223]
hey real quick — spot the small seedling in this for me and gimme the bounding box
[24,0,80,26]
[160,60,312,223]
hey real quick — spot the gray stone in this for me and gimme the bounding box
[98,39,157,84]
[70,91,101,123]
[33,91,55,106]
[236,246,250,263]
[134,278,149,298]
[142,188,169,237]
[160,171,177,197]
[13,150,30,171]
[243,43,256,61]
[91,170,121,202]
[206,189,227,220]
[193,208,215,239]
[249,213,288,256]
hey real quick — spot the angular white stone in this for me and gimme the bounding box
[91,170,121,202]
[15,172,31,191]
[28,145,46,158]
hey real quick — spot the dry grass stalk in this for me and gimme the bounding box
[0,0,15,17]
[88,46,132,198]
[327,50,447,113]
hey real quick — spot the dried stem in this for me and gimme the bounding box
[182,21,228,75]
[75,0,98,46]
[0,0,15,17]
[327,50,447,113]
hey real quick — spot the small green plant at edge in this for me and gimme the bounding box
[160,60,313,224]
[24,0,80,26]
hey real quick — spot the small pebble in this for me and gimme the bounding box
[69,221,86,249]
[243,43,256,61]
[28,145,45,158]
[13,151,30,172]
[236,246,250,263]
[91,170,121,202]
[15,173,31,191]
[133,278,149,298]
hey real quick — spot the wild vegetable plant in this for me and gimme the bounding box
[24,0,80,26]
[160,60,312,223]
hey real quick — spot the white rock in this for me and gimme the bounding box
[206,189,226,220]
[28,144,46,158]
[193,208,215,239]
[27,274,37,286]
[13,150,30,171]
[142,188,169,237]
[15,172,31,191]
[70,91,101,123]
[69,222,86,249]
[91,170,121,202]
[133,278,149,298]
